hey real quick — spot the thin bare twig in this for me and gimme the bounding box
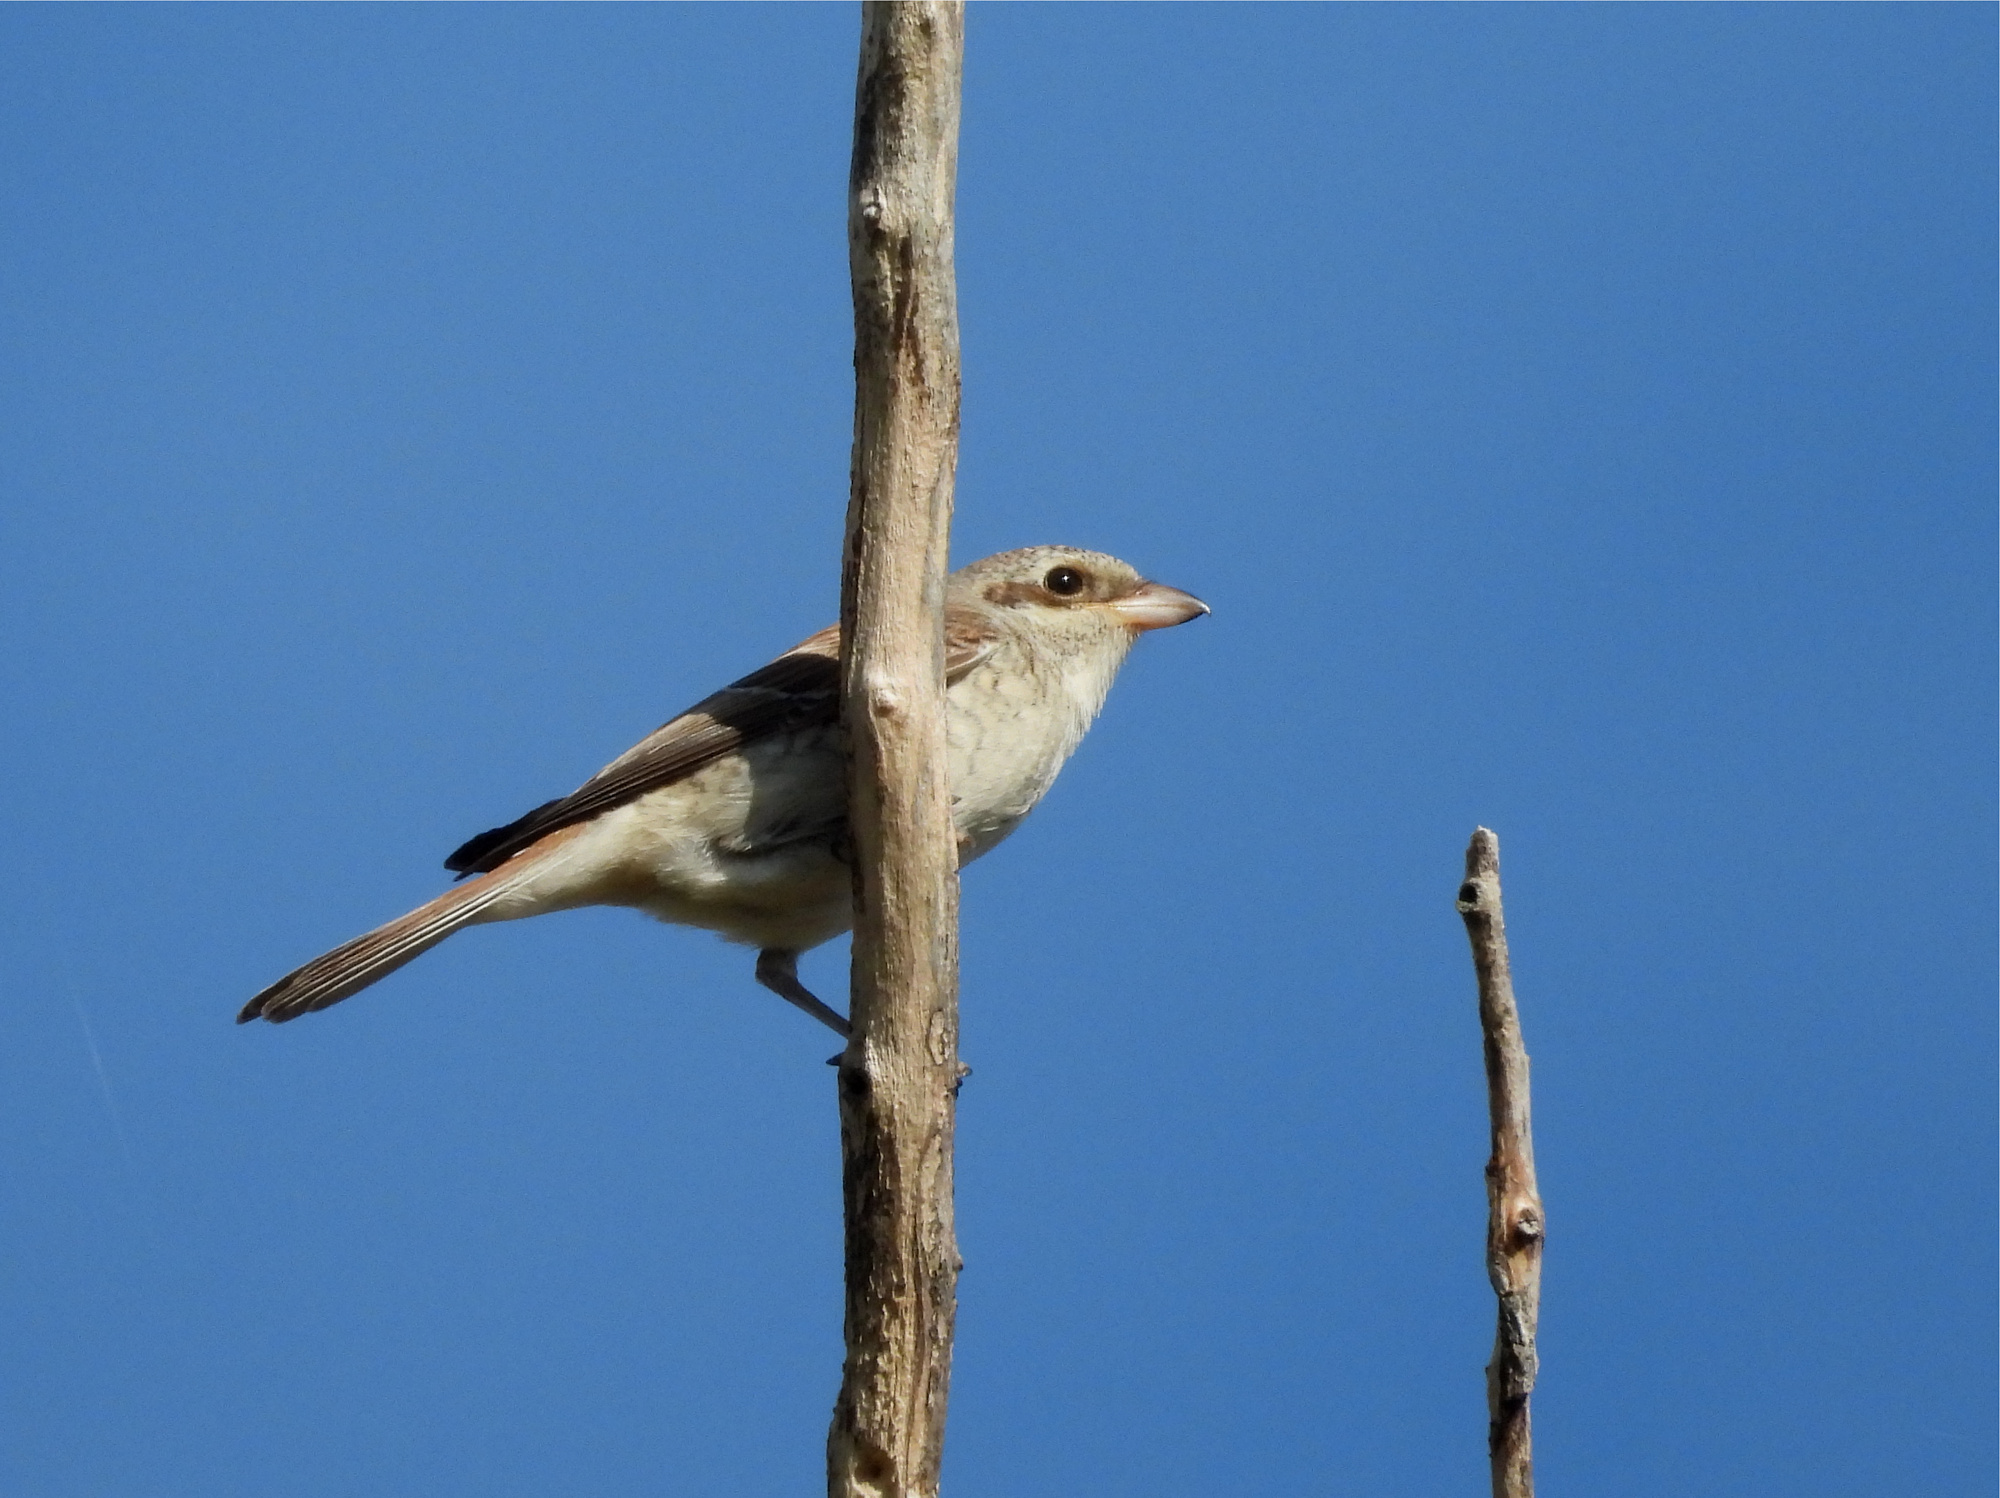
[1457,827,1544,1498]
[829,5,965,1496]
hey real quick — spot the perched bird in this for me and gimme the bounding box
[238,546,1206,1034]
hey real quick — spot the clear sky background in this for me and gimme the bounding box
[1,7,1991,1495]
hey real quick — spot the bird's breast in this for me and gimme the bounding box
[945,637,1122,860]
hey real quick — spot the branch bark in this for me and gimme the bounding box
[829,5,965,1497]
[1456,828,1543,1498]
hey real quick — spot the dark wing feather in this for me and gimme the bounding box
[445,628,842,876]
[443,609,1004,878]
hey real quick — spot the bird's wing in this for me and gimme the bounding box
[942,607,1003,685]
[444,609,1003,877]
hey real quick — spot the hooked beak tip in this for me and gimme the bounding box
[1110,582,1210,632]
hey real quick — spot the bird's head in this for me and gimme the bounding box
[950,546,1209,640]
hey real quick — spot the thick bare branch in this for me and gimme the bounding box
[1456,827,1544,1498]
[829,5,965,1497]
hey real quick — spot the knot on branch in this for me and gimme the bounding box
[839,1061,874,1104]
[841,1437,895,1495]
[867,682,906,722]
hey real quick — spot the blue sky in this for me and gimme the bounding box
[1,7,1992,1495]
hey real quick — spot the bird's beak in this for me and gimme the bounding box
[1108,581,1211,632]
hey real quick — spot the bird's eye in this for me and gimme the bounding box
[1044,566,1087,596]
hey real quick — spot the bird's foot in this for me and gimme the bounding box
[754,949,852,1039]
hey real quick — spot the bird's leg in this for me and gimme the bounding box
[755,949,851,1037]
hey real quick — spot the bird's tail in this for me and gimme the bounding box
[239,854,543,1025]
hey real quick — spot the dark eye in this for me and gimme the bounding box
[1044,565,1087,596]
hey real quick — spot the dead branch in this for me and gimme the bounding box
[1457,827,1544,1498]
[829,5,966,1496]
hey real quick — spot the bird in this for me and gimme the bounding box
[237,545,1207,1035]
